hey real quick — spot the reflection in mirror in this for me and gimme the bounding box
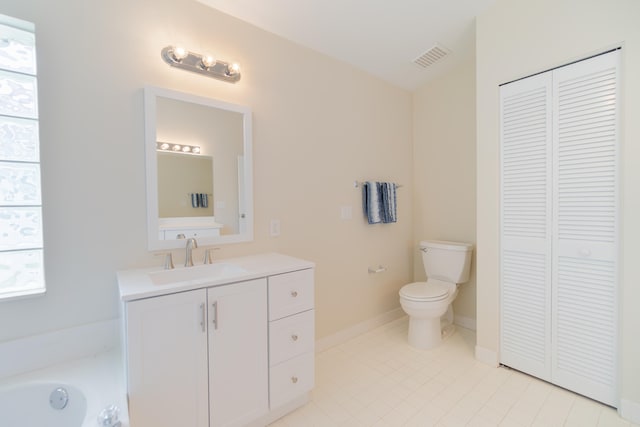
[157,152,213,218]
[145,86,253,250]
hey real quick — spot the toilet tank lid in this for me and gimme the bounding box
[420,240,473,251]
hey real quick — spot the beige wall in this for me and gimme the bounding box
[0,0,413,342]
[413,60,477,325]
[476,0,640,408]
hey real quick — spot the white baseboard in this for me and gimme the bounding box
[315,308,404,353]
[620,398,640,424]
[454,315,476,331]
[475,344,499,367]
[0,318,119,379]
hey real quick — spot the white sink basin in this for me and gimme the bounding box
[149,263,249,285]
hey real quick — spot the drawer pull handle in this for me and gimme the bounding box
[291,376,298,384]
[291,334,299,341]
[290,290,298,298]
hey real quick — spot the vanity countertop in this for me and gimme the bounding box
[117,252,314,302]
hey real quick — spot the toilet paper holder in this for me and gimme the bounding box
[368,265,387,274]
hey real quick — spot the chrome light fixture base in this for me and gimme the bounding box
[156,141,201,154]
[161,46,241,83]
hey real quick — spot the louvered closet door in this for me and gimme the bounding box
[499,72,553,381]
[551,51,619,406]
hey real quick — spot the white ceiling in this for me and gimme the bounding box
[196,0,496,90]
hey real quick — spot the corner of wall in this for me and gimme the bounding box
[475,344,499,367]
[619,399,640,424]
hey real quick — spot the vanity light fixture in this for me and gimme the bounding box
[156,142,201,155]
[161,45,241,83]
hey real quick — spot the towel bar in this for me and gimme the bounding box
[354,181,402,188]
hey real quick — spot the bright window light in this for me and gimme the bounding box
[0,14,45,300]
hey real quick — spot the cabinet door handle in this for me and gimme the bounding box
[290,290,298,298]
[291,334,299,342]
[291,376,298,384]
[199,303,205,333]
[212,301,218,330]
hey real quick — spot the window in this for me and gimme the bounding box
[0,14,44,299]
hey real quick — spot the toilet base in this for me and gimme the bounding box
[407,317,443,350]
[442,323,455,340]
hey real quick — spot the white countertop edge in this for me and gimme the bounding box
[117,252,315,302]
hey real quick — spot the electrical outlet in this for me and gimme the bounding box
[270,219,280,237]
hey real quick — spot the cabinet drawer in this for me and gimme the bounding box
[269,352,314,409]
[268,269,314,320]
[269,310,314,366]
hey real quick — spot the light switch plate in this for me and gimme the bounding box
[270,219,281,237]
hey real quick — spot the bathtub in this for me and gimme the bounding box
[0,350,128,427]
[0,382,87,426]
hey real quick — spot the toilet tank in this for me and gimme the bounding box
[420,240,473,283]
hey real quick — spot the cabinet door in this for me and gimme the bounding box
[551,50,619,406]
[500,71,553,381]
[125,289,209,427]
[208,279,268,427]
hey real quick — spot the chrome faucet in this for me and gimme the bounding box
[185,237,198,267]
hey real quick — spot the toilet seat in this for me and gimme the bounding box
[399,281,449,302]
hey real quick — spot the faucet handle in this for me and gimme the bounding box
[154,252,175,270]
[97,404,121,427]
[203,247,220,264]
[163,253,174,270]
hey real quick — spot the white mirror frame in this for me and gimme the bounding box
[144,86,253,250]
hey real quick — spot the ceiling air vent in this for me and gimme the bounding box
[413,44,450,68]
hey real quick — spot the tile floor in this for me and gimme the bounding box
[269,317,637,427]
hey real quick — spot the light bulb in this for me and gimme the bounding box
[201,55,216,68]
[182,146,191,153]
[172,144,181,151]
[172,46,188,61]
[227,63,240,76]
[160,143,170,150]
[192,147,201,154]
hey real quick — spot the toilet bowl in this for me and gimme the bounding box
[399,240,472,350]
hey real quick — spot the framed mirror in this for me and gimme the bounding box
[144,86,253,250]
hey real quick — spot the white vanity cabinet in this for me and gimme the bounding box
[118,253,315,427]
[207,280,268,427]
[267,269,315,409]
[124,279,268,427]
[125,288,210,427]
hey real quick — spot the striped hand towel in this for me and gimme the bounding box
[362,181,397,224]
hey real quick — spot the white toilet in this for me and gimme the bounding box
[399,240,473,350]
